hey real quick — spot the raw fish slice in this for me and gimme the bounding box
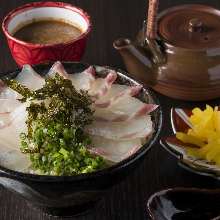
[89,135,143,163]
[131,103,158,118]
[94,95,158,122]
[85,115,153,140]
[0,103,27,142]
[89,71,117,98]
[68,66,96,91]
[0,99,22,113]
[0,99,23,128]
[0,116,27,171]
[0,80,4,88]
[46,61,69,78]
[0,103,31,172]
[109,96,158,119]
[0,106,31,172]
[0,100,25,128]
[10,103,28,131]
[95,84,128,107]
[0,104,27,173]
[16,65,45,90]
[0,88,18,99]
[47,62,96,91]
[0,149,30,172]
[88,78,105,97]
[0,122,30,172]
[0,123,22,150]
[0,64,44,100]
[0,112,10,129]
[94,84,142,108]
[0,80,19,99]
[93,109,128,122]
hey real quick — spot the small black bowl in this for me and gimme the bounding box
[0,62,162,217]
[147,188,220,220]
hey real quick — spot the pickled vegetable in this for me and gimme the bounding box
[176,105,220,165]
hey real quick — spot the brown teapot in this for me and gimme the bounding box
[114,4,220,101]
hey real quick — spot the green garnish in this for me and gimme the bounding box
[5,79,34,102]
[7,74,105,176]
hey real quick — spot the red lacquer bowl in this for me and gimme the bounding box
[2,2,92,66]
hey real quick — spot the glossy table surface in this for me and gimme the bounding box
[1,0,220,220]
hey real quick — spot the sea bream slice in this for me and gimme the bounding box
[0,103,28,152]
[0,65,44,113]
[0,112,10,128]
[68,66,96,91]
[0,103,30,172]
[89,136,143,163]
[0,99,23,127]
[0,79,19,99]
[108,95,158,120]
[0,148,30,172]
[0,99,21,114]
[0,64,44,98]
[85,115,153,140]
[0,103,28,143]
[88,70,117,98]
[16,64,45,90]
[47,61,96,91]
[94,84,142,108]
[94,94,158,122]
[46,61,69,79]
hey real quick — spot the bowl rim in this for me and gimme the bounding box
[2,1,92,48]
[0,61,163,182]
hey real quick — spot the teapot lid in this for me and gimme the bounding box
[158,4,220,49]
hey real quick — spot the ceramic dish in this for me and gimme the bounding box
[160,107,220,179]
[2,2,91,66]
[147,187,220,220]
[0,62,162,217]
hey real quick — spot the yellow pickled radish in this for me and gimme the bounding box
[176,105,220,166]
[199,143,213,157]
[213,153,220,165]
[176,132,205,147]
[206,142,220,161]
[187,148,201,158]
[190,107,204,124]
[214,107,220,132]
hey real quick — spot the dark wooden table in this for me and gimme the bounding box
[1,0,220,219]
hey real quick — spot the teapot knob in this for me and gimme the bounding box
[189,18,203,33]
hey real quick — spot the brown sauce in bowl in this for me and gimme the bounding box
[13,20,83,44]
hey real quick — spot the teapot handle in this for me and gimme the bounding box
[142,19,166,65]
[145,38,166,65]
[144,0,166,65]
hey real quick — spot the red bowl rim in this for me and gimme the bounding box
[2,1,92,48]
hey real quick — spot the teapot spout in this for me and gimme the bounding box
[113,38,157,86]
[113,38,133,51]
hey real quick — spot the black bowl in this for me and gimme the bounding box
[0,62,162,217]
[147,188,220,220]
